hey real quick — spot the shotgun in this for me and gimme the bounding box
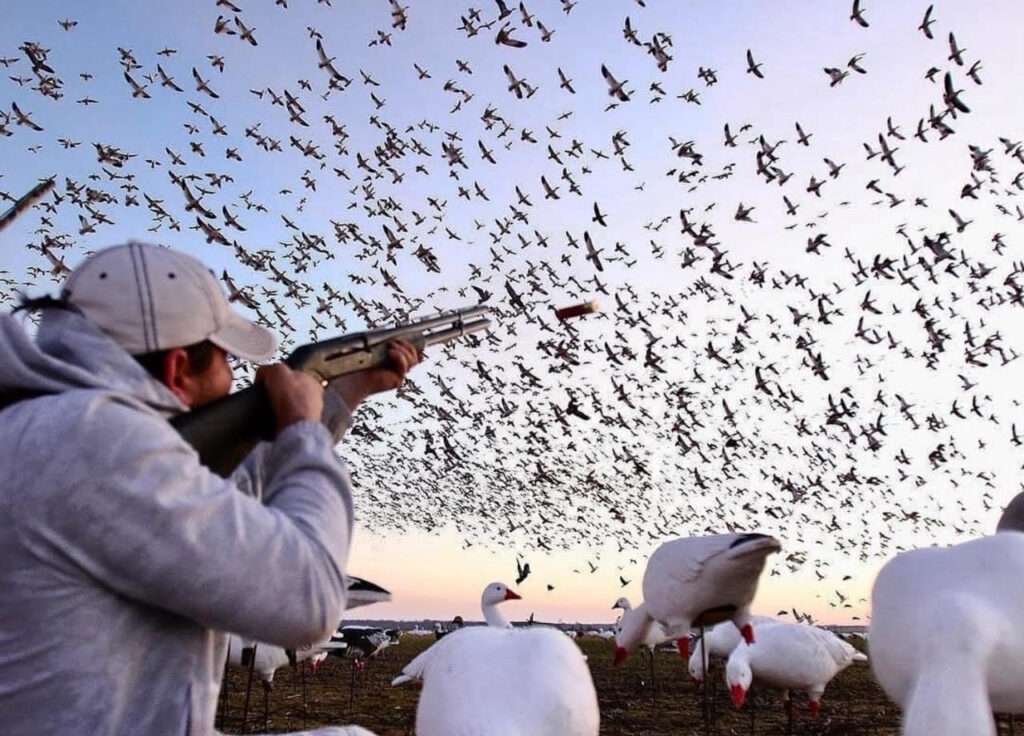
[171,304,492,476]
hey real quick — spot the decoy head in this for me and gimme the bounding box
[691,534,780,605]
[725,648,752,709]
[730,683,747,709]
[717,533,782,572]
[481,582,521,606]
[727,532,781,555]
[687,643,705,683]
[612,604,651,665]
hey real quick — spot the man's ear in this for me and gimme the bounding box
[161,347,195,406]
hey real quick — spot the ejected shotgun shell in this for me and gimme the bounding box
[554,300,600,321]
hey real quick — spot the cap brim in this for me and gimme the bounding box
[208,310,278,362]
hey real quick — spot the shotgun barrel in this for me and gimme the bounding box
[171,304,491,476]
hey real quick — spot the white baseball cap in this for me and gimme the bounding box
[62,242,277,362]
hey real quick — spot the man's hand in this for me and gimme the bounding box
[257,364,325,434]
[328,339,422,412]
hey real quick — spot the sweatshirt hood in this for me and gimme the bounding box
[0,308,185,414]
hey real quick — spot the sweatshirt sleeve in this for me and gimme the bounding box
[46,396,353,648]
[232,388,354,503]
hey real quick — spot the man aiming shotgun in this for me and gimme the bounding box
[175,300,491,477]
[0,241,487,735]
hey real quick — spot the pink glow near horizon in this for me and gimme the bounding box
[346,526,875,626]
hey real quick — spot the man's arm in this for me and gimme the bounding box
[47,396,352,648]
[232,389,353,502]
[231,338,417,500]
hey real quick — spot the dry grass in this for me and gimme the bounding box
[215,635,1014,735]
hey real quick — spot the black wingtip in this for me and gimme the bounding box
[728,533,773,549]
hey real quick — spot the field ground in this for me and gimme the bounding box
[216,635,1015,735]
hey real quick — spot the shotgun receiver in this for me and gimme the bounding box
[171,304,492,477]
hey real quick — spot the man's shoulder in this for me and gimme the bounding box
[7,388,173,443]
[26,386,159,414]
[0,389,187,515]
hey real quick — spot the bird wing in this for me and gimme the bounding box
[643,536,726,604]
[391,628,464,685]
[944,73,970,113]
[315,38,332,66]
[806,625,863,667]
[600,64,618,87]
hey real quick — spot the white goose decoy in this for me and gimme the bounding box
[689,616,780,682]
[226,633,346,728]
[612,597,671,650]
[226,634,339,690]
[392,580,524,687]
[870,533,1024,736]
[725,622,867,719]
[996,490,1024,532]
[611,596,632,612]
[612,597,673,690]
[618,533,781,663]
[395,625,599,736]
[392,584,599,736]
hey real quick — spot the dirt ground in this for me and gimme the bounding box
[215,635,1016,736]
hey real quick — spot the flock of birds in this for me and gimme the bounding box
[4,0,1023,620]
[4,0,1024,731]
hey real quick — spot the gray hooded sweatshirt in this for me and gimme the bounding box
[0,308,357,735]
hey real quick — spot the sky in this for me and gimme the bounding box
[4,0,1024,626]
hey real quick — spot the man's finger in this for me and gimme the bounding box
[401,344,418,370]
[391,341,413,367]
[387,345,408,377]
[392,342,417,373]
[397,346,413,374]
[390,353,407,378]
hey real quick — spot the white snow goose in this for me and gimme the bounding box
[871,533,1024,736]
[617,533,781,663]
[725,622,867,720]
